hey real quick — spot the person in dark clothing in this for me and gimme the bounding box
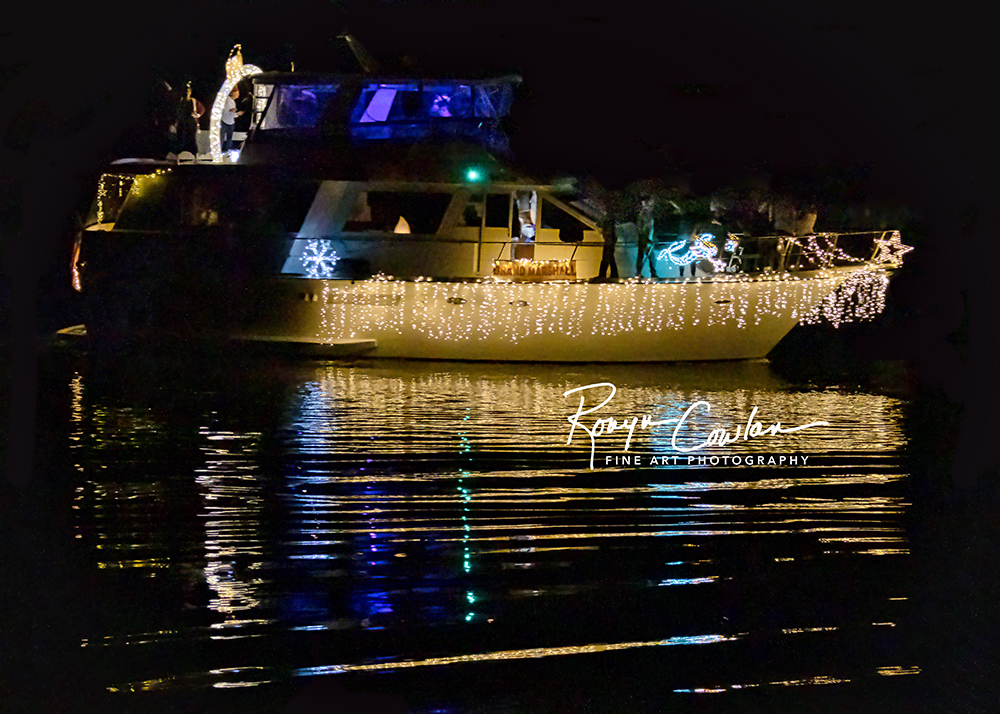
[596,198,619,281]
[635,195,658,278]
[175,82,203,155]
[706,201,732,261]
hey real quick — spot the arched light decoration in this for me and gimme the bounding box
[209,44,262,163]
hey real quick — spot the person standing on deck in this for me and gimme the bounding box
[635,194,658,278]
[175,82,203,156]
[221,85,243,154]
[595,192,620,281]
[676,210,704,278]
[512,190,536,260]
[705,199,733,267]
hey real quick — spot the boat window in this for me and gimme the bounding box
[346,80,513,143]
[349,82,476,124]
[342,192,453,234]
[252,83,272,129]
[113,174,181,231]
[84,174,135,226]
[351,83,405,123]
[253,79,515,139]
[424,84,473,118]
[483,194,511,228]
[473,81,514,119]
[259,84,340,129]
[267,180,321,232]
[458,192,508,228]
[540,197,590,242]
[461,194,484,227]
[185,181,226,227]
[181,176,318,233]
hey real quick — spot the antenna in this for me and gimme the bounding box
[338,33,379,73]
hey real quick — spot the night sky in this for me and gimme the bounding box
[2,0,996,485]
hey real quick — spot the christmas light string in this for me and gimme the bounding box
[310,270,872,345]
[95,169,171,224]
[210,44,262,163]
[306,231,910,344]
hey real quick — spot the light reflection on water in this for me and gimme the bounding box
[284,361,905,459]
[64,358,916,706]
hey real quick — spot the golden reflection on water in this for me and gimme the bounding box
[674,674,853,694]
[296,634,738,675]
[285,361,906,459]
[878,665,921,676]
[69,359,916,700]
[110,634,737,691]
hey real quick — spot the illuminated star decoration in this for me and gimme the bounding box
[302,240,340,278]
[873,230,913,268]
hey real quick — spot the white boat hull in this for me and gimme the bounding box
[237,268,863,361]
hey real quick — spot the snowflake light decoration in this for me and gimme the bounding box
[302,240,340,278]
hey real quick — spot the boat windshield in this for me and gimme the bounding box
[256,84,342,130]
[92,170,317,235]
[84,174,135,227]
[252,78,515,146]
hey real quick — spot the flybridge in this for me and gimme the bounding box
[247,72,519,147]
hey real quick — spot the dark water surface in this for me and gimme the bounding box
[5,349,997,712]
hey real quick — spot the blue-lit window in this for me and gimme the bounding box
[259,84,340,130]
[346,80,514,144]
[349,82,477,125]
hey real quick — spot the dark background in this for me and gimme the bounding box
[1,2,994,483]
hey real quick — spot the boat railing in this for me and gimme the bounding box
[779,231,887,271]
[88,227,896,280]
[95,226,890,253]
[646,229,890,274]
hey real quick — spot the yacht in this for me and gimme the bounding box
[72,50,910,361]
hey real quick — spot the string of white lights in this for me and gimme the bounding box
[787,231,911,269]
[800,267,890,327]
[95,170,170,224]
[311,267,882,343]
[209,45,262,163]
